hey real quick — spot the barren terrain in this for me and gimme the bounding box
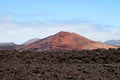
[0,49,120,80]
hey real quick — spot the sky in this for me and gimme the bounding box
[0,0,120,44]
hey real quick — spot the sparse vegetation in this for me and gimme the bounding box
[0,48,120,80]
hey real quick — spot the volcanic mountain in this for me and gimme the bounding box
[0,42,17,50]
[17,31,117,51]
[104,40,120,46]
[23,38,39,45]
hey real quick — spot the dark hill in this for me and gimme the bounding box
[0,42,17,50]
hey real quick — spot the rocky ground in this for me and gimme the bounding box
[0,48,120,80]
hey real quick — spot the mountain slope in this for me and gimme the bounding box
[23,38,39,45]
[17,31,117,51]
[0,42,17,50]
[104,40,120,46]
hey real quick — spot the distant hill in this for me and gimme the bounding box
[23,38,39,45]
[0,42,17,50]
[104,40,120,46]
[17,31,117,51]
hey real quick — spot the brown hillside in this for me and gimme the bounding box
[17,31,117,51]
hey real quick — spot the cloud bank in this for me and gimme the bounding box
[0,16,120,44]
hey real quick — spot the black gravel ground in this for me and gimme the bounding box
[0,49,120,80]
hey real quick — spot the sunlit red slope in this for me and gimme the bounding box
[17,31,117,51]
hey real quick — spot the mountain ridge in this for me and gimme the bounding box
[23,38,39,45]
[17,31,117,51]
[0,42,17,50]
[104,40,120,46]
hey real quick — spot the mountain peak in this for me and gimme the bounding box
[55,31,82,38]
[17,31,117,51]
[56,31,71,35]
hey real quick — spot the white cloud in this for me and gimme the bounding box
[0,15,13,22]
[0,16,120,44]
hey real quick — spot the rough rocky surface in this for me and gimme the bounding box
[0,48,120,80]
[17,31,117,51]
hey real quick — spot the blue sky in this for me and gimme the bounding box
[0,0,120,44]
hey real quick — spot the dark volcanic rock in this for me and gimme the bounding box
[0,48,120,80]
